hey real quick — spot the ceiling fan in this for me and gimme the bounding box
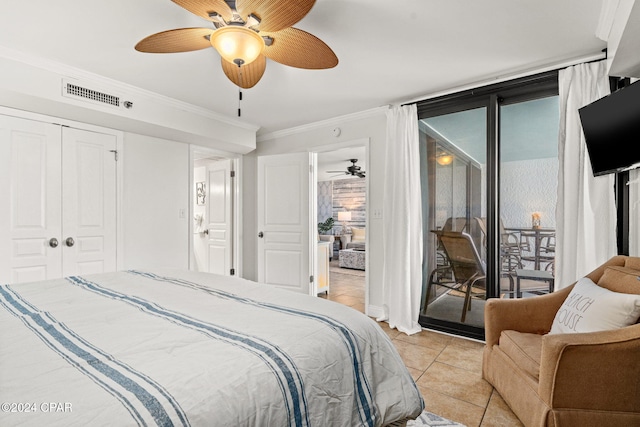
[327,159,366,178]
[135,0,338,89]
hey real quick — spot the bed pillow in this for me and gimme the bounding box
[549,277,640,334]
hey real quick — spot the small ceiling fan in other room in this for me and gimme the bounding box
[326,159,366,178]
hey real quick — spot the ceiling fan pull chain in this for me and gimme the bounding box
[237,66,243,117]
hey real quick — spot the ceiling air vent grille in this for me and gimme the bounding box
[65,83,120,107]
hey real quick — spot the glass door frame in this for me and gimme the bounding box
[416,70,559,340]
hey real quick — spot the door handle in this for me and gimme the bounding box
[49,238,59,248]
[258,231,264,238]
[65,237,75,247]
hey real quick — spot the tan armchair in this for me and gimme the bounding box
[483,255,640,427]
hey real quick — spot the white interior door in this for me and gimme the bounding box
[0,115,62,283]
[257,152,316,294]
[61,127,117,276]
[206,159,233,275]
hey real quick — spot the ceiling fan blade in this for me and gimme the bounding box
[326,171,348,174]
[135,28,214,53]
[236,0,315,32]
[262,27,338,69]
[172,0,234,23]
[221,54,266,88]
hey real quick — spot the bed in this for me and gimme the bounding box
[0,270,423,426]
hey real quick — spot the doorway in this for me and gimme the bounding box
[314,142,369,312]
[190,146,241,277]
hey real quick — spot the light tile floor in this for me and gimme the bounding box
[320,262,523,427]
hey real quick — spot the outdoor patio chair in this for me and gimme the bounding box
[474,217,523,273]
[426,231,486,323]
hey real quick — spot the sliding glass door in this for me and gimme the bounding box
[420,107,487,331]
[499,96,559,297]
[417,71,559,339]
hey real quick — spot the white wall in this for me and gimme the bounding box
[122,133,190,270]
[244,108,387,311]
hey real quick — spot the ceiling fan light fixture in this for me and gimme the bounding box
[137,0,337,89]
[210,26,265,66]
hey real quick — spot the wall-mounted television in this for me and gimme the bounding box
[579,80,640,176]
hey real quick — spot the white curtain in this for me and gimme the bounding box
[556,61,617,288]
[377,104,423,335]
[629,169,640,256]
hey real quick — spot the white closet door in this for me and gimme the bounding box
[61,127,117,276]
[0,114,118,284]
[0,115,63,283]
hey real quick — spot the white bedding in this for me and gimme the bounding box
[0,270,423,426]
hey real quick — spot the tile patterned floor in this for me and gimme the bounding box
[320,262,523,427]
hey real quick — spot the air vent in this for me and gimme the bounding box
[63,82,120,107]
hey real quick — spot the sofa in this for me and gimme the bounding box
[483,255,640,427]
[345,227,365,250]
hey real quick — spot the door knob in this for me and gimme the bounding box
[49,238,59,248]
[258,231,264,238]
[65,237,75,247]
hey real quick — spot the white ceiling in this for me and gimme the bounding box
[0,0,606,136]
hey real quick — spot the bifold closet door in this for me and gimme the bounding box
[0,114,117,284]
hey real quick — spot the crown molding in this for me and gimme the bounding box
[0,45,260,132]
[257,106,389,143]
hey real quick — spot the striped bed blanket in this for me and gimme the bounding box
[0,270,423,426]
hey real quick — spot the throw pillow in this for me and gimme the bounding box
[624,257,640,271]
[352,227,365,241]
[597,266,640,295]
[549,277,640,334]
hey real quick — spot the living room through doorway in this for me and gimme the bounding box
[316,144,368,309]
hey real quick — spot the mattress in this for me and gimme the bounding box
[0,270,423,426]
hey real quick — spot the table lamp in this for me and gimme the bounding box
[338,211,352,234]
